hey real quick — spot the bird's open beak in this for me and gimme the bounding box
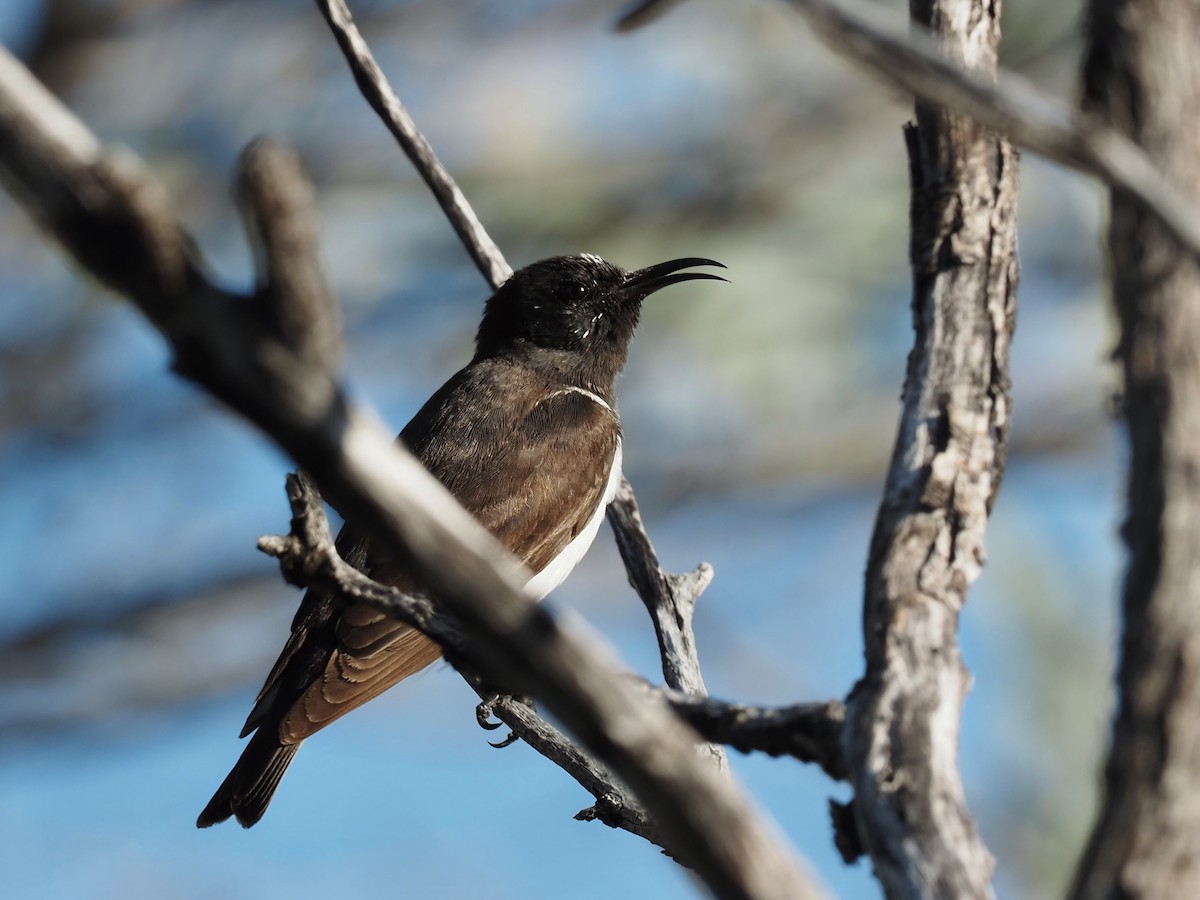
[620,257,728,299]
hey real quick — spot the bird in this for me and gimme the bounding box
[197,253,726,828]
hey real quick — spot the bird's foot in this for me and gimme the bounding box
[474,693,533,749]
[475,694,505,730]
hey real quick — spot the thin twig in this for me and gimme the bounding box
[663,691,846,781]
[470,687,665,848]
[606,477,728,775]
[314,0,512,289]
[260,472,661,844]
[257,472,470,654]
[607,478,713,695]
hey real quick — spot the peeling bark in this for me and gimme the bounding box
[841,1,1019,897]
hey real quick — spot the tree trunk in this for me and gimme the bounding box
[1071,2,1200,897]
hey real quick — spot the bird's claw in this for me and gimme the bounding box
[476,695,504,731]
[489,731,519,749]
[475,693,528,748]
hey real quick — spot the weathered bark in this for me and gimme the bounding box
[1070,2,1200,898]
[841,0,1019,897]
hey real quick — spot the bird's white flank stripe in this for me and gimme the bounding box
[524,442,622,601]
[523,384,619,599]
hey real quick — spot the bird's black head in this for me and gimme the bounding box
[475,253,726,391]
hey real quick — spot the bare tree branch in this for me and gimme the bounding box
[1069,1,1200,897]
[617,0,1200,259]
[314,0,512,289]
[783,0,1200,256]
[237,140,341,371]
[257,472,468,652]
[614,0,690,32]
[837,0,1018,895]
[483,692,664,845]
[662,691,845,781]
[608,478,714,696]
[0,44,823,900]
[607,477,729,774]
[313,0,730,728]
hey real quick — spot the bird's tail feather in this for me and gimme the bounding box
[197,728,300,828]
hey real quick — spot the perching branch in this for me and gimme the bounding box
[616,0,1200,259]
[482,691,663,845]
[607,477,729,774]
[262,472,845,839]
[259,471,664,849]
[314,0,729,747]
[0,43,822,900]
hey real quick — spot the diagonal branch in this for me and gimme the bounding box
[314,0,511,289]
[614,0,690,31]
[607,477,729,774]
[616,0,1200,259]
[314,0,722,716]
[259,471,665,849]
[781,0,1200,255]
[262,474,650,825]
[238,139,341,371]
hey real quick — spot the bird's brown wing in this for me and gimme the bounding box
[251,377,620,745]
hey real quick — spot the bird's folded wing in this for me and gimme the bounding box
[262,386,620,744]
